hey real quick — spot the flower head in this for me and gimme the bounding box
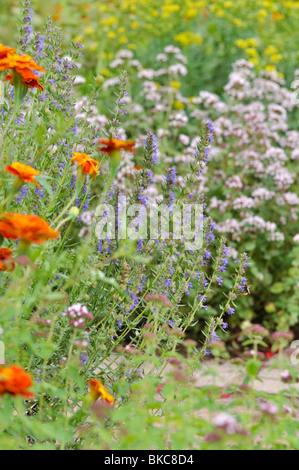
[0,365,34,398]
[71,152,99,179]
[64,303,93,329]
[88,378,114,404]
[0,247,15,272]
[0,213,60,244]
[0,44,16,60]
[0,48,45,92]
[5,162,40,187]
[99,138,135,155]
[4,70,44,91]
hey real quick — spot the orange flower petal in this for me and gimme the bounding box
[99,138,135,155]
[71,152,99,179]
[0,213,60,245]
[5,161,40,187]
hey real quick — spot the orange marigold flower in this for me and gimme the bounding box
[0,44,16,60]
[71,152,100,179]
[0,365,34,398]
[5,161,40,187]
[4,70,44,92]
[0,49,46,91]
[0,247,15,272]
[0,213,60,244]
[88,379,114,404]
[99,138,135,155]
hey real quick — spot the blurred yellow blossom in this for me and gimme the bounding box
[170,81,181,90]
[101,17,118,27]
[174,31,202,47]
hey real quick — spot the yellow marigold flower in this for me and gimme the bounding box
[71,152,100,179]
[5,161,40,187]
[88,379,114,404]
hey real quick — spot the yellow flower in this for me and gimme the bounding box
[174,31,202,47]
[249,57,259,67]
[174,101,184,110]
[101,17,118,27]
[118,36,128,45]
[131,21,139,29]
[245,48,258,58]
[162,4,180,18]
[257,9,268,22]
[232,18,244,27]
[265,64,277,71]
[215,9,225,18]
[185,8,198,20]
[247,38,260,47]
[107,31,117,40]
[100,68,109,77]
[235,39,248,49]
[74,35,83,43]
[151,9,159,17]
[264,45,278,56]
[84,26,94,35]
[170,80,181,90]
[270,54,282,63]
